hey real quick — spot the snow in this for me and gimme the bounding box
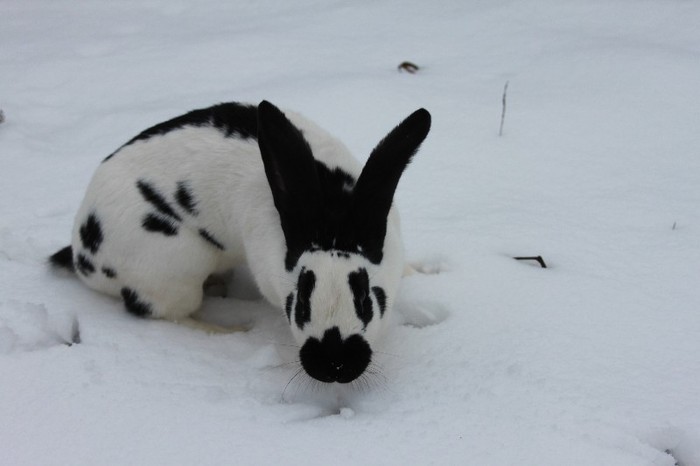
[2,0,700,464]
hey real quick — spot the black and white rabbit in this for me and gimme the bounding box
[50,101,431,384]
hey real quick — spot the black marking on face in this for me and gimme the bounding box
[136,180,182,222]
[372,286,386,317]
[142,214,178,236]
[101,267,117,279]
[175,181,198,216]
[348,268,373,328]
[79,213,103,254]
[121,287,152,318]
[285,293,294,322]
[299,327,372,384]
[103,103,258,162]
[294,268,315,330]
[198,229,225,250]
[76,253,95,276]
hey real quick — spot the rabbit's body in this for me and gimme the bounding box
[53,101,430,384]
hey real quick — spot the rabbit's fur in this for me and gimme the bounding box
[51,101,431,383]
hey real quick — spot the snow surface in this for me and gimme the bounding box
[2,1,700,464]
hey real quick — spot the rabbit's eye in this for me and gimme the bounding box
[362,295,372,315]
[372,286,386,317]
[294,267,316,330]
[348,268,373,329]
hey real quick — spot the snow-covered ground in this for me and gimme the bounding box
[2,1,700,464]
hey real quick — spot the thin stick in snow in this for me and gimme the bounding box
[514,255,547,268]
[0,109,5,124]
[398,61,420,74]
[499,81,509,136]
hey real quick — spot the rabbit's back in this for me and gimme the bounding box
[68,102,361,318]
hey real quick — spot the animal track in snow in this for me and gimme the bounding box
[405,257,448,276]
[644,427,700,466]
[399,300,450,328]
[398,257,449,328]
[0,301,79,353]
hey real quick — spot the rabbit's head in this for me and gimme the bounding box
[258,101,431,383]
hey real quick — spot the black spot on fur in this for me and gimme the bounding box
[294,268,315,330]
[348,268,373,328]
[198,229,225,250]
[79,213,103,254]
[76,253,95,276]
[101,267,117,278]
[49,246,74,271]
[372,286,386,317]
[103,102,258,162]
[285,293,294,322]
[142,214,178,236]
[299,327,372,384]
[175,181,198,216]
[136,180,182,221]
[121,287,152,318]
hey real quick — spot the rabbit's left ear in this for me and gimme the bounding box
[258,101,322,269]
[348,108,431,263]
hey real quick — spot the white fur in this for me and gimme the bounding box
[71,109,405,348]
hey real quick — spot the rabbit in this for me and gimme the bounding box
[50,100,431,384]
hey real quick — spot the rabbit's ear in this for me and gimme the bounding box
[349,108,431,263]
[258,101,322,269]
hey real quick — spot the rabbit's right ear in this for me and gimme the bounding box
[348,108,431,264]
[257,101,322,270]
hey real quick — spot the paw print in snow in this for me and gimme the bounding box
[398,300,450,328]
[404,257,448,276]
[0,301,79,353]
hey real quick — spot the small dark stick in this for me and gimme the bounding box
[514,256,547,268]
[499,81,509,136]
[0,109,5,124]
[398,61,420,74]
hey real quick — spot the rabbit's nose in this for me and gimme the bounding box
[299,326,371,383]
